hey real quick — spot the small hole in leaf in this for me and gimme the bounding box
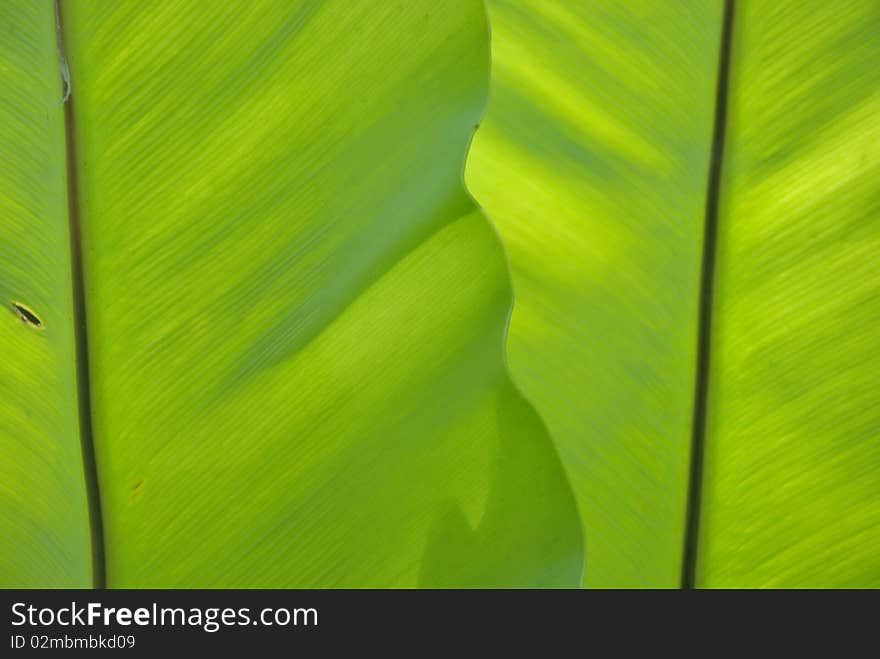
[11,302,43,328]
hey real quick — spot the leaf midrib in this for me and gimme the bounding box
[681,0,737,589]
[55,0,105,589]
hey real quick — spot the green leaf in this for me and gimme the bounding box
[0,0,91,587]
[37,0,578,587]
[697,0,880,587]
[468,0,722,587]
[469,0,880,587]
[6,0,875,590]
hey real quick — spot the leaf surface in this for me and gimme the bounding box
[698,0,880,587]
[0,0,91,587]
[468,0,722,587]
[56,0,582,586]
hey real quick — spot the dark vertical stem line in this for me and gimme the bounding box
[54,0,106,589]
[682,0,735,589]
